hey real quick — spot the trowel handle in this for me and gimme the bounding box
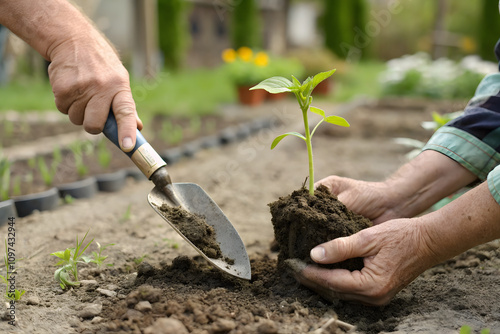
[103,111,166,179]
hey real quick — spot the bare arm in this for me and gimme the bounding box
[0,0,142,151]
[317,150,477,223]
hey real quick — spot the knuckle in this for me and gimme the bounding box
[83,122,103,134]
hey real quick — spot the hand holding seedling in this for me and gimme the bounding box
[251,69,349,195]
[0,0,142,152]
[290,150,500,305]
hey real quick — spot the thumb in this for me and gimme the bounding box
[310,233,372,265]
[112,90,140,152]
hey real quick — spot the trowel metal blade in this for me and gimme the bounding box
[148,183,251,280]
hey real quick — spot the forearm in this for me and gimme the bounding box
[0,0,104,60]
[383,150,477,218]
[421,180,500,263]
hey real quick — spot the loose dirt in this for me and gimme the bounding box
[269,185,372,271]
[155,204,222,259]
[1,98,499,334]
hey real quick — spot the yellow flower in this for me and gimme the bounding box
[460,36,477,53]
[254,52,269,67]
[222,48,237,63]
[237,47,253,62]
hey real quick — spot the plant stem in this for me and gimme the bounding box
[302,108,315,196]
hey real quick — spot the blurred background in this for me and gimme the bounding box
[0,0,499,116]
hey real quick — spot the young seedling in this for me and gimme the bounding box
[119,204,132,223]
[96,138,112,169]
[89,242,115,268]
[69,141,89,178]
[37,153,61,187]
[0,158,10,201]
[0,240,25,301]
[161,121,184,146]
[189,116,202,135]
[251,69,349,195]
[51,230,94,289]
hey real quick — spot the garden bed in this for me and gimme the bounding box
[1,98,499,333]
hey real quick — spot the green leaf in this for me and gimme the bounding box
[50,251,66,260]
[271,132,306,149]
[310,107,325,118]
[324,115,350,127]
[311,69,336,91]
[64,249,71,261]
[460,326,471,334]
[291,75,302,88]
[250,77,293,94]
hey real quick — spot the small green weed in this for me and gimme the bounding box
[51,230,114,289]
[0,158,10,201]
[460,325,490,334]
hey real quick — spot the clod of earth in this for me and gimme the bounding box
[156,204,224,260]
[269,185,372,271]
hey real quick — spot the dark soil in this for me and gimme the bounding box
[0,121,80,148]
[155,204,222,259]
[269,185,372,271]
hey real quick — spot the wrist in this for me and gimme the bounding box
[382,151,476,218]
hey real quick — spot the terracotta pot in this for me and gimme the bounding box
[312,79,332,96]
[237,85,266,106]
[266,91,287,101]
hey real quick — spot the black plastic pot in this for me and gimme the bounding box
[182,141,202,158]
[219,127,238,145]
[199,135,221,149]
[125,168,147,181]
[95,169,127,192]
[57,177,98,199]
[160,147,184,165]
[0,199,17,225]
[13,187,60,218]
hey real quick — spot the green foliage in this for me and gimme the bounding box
[321,0,369,60]
[0,158,10,201]
[158,0,190,70]
[251,69,349,195]
[0,240,25,301]
[97,139,112,169]
[232,0,261,49]
[133,254,149,266]
[460,325,490,334]
[160,121,184,146]
[51,230,113,289]
[37,148,61,187]
[379,53,489,100]
[89,242,115,268]
[51,230,94,289]
[63,194,75,205]
[120,204,132,223]
[69,141,89,178]
[478,0,500,62]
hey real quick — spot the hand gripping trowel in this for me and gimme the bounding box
[102,112,251,280]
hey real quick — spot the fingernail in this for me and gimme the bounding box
[310,246,325,262]
[122,137,134,150]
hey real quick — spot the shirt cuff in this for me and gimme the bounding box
[487,165,500,205]
[422,126,500,180]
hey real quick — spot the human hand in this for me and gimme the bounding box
[287,217,439,306]
[48,30,142,152]
[315,176,402,224]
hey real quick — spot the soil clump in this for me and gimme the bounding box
[269,185,372,271]
[156,204,222,259]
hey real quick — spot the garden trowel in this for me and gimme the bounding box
[102,111,251,280]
